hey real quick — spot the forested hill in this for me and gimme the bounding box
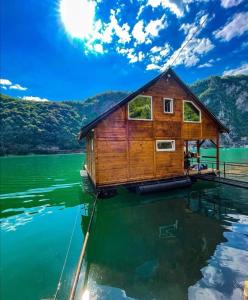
[1,74,248,155]
[191,75,248,146]
[0,92,128,155]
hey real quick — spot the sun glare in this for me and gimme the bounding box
[60,0,96,39]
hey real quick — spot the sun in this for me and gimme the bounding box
[59,0,96,39]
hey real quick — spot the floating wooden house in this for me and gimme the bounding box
[79,68,229,191]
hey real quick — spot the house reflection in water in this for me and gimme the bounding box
[79,184,247,300]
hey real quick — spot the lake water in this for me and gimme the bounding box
[0,148,248,300]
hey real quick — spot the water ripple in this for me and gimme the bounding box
[0,182,80,200]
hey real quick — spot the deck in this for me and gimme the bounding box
[194,173,248,189]
[186,168,217,176]
[187,160,248,189]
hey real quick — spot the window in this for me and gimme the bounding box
[128,95,152,120]
[156,140,175,151]
[183,100,201,123]
[164,98,173,113]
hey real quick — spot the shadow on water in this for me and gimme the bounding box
[78,181,248,300]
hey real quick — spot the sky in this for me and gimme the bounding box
[0,0,248,101]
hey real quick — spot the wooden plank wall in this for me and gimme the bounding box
[86,133,96,184]
[92,75,219,186]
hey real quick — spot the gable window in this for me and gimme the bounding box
[164,98,173,113]
[156,140,175,151]
[128,95,152,120]
[183,100,201,123]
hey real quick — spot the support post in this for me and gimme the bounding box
[185,140,188,153]
[244,281,248,300]
[196,140,200,174]
[196,140,200,164]
[216,133,220,171]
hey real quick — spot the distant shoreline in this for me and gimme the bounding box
[1,146,247,157]
[0,149,84,157]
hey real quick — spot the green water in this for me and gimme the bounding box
[0,148,248,300]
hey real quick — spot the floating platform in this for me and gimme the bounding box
[81,166,248,197]
[194,173,248,189]
[136,177,192,194]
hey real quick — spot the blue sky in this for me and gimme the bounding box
[1,0,248,101]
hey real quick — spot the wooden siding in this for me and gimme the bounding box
[85,132,96,184]
[182,111,218,140]
[90,75,220,187]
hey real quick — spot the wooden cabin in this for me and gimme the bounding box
[79,68,229,190]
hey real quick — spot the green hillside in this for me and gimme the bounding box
[191,74,248,146]
[0,92,128,155]
[0,74,247,155]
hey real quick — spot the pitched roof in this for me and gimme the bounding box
[79,67,229,139]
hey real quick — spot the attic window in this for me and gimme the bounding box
[156,140,175,151]
[164,98,173,113]
[128,95,152,120]
[183,100,201,123]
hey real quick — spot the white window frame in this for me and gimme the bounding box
[163,98,174,114]
[128,95,153,121]
[156,140,176,152]
[183,100,202,123]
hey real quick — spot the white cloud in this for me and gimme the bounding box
[148,0,161,7]
[132,16,167,44]
[160,43,171,56]
[137,4,145,19]
[22,96,49,102]
[109,10,131,44]
[116,47,129,55]
[149,43,171,65]
[101,23,113,43]
[198,62,213,68]
[0,79,28,91]
[58,0,171,64]
[189,38,214,66]
[146,63,161,70]
[157,13,214,70]
[165,37,214,67]
[151,46,162,53]
[9,84,28,91]
[94,43,104,53]
[117,47,146,64]
[146,17,167,37]
[220,0,244,8]
[0,79,12,85]
[214,12,248,42]
[138,51,145,61]
[180,13,211,36]
[59,0,212,68]
[223,63,248,76]
[128,50,145,63]
[132,20,146,44]
[147,0,209,18]
[197,58,219,68]
[148,0,184,18]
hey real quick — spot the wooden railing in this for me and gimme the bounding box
[190,158,248,182]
